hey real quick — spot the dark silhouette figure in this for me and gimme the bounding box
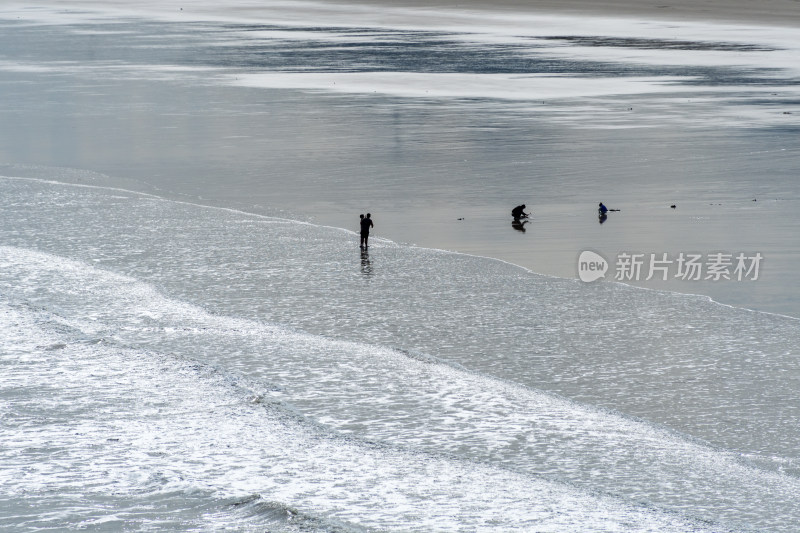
[512,219,529,232]
[598,212,608,224]
[599,202,620,213]
[360,213,374,249]
[511,204,529,220]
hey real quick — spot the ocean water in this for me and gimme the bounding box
[2,2,800,531]
[3,175,800,532]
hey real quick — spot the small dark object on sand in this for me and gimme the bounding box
[670,204,676,209]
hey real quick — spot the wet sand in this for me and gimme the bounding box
[327,0,800,26]
[2,0,799,317]
[30,0,800,27]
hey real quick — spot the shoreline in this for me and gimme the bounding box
[7,170,799,322]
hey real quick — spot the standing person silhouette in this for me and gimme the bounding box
[360,213,374,249]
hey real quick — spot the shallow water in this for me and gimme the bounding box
[1,3,799,315]
[2,176,800,531]
[2,3,800,531]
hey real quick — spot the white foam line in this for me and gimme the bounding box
[4,172,793,324]
[0,314,720,532]
[0,174,382,243]
[229,71,782,101]
[0,59,219,78]
[0,245,771,454]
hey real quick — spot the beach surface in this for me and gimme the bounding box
[35,0,800,26]
[3,0,799,316]
[334,0,800,26]
[3,2,800,531]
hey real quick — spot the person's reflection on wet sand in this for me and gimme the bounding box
[598,212,608,224]
[360,249,372,275]
[512,219,528,232]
